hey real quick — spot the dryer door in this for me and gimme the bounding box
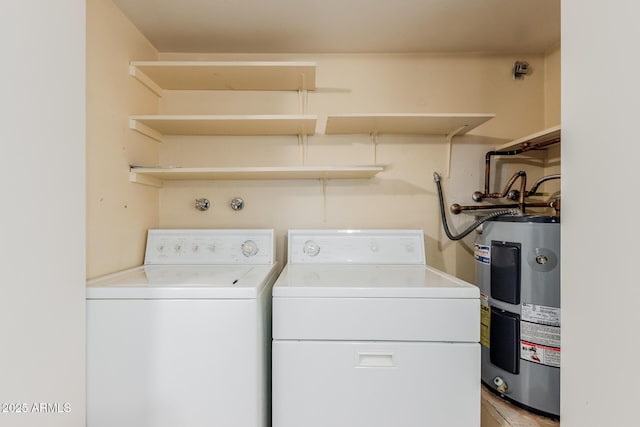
[272,340,480,427]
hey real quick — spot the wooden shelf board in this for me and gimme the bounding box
[496,125,561,151]
[129,166,384,185]
[324,113,495,136]
[129,61,317,91]
[129,115,317,141]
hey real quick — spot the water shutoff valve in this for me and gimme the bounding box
[195,198,210,211]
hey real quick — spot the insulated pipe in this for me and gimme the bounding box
[527,174,561,196]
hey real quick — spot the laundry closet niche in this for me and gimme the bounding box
[86,0,560,283]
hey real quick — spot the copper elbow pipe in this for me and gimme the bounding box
[482,149,524,196]
[479,171,527,202]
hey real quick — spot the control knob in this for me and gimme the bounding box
[241,240,259,257]
[303,240,320,257]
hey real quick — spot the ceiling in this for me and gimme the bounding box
[112,0,560,54]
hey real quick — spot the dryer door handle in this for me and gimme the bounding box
[356,351,395,368]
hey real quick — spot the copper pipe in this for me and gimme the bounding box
[483,171,524,199]
[450,199,560,215]
[482,149,523,197]
[478,137,560,201]
[479,170,528,214]
[518,171,527,214]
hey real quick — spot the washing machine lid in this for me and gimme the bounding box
[272,264,479,299]
[86,264,278,299]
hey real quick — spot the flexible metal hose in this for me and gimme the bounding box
[433,172,519,241]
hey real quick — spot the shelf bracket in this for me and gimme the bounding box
[444,124,469,178]
[129,119,163,143]
[129,171,163,188]
[321,177,328,223]
[128,64,163,97]
[370,133,379,164]
[297,89,308,114]
[298,133,308,165]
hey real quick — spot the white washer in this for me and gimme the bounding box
[272,229,480,427]
[87,229,277,427]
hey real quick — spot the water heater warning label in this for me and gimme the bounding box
[520,303,561,368]
[474,244,490,264]
[521,341,560,368]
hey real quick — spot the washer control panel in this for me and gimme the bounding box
[288,229,425,265]
[144,229,274,265]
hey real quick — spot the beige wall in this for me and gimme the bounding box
[86,0,159,278]
[154,52,554,281]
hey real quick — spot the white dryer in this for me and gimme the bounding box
[272,229,480,427]
[87,229,277,427]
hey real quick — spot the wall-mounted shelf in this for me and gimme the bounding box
[129,166,385,187]
[496,125,561,151]
[323,113,494,178]
[129,114,318,142]
[324,113,495,136]
[129,61,317,95]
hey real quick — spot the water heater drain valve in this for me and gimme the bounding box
[493,376,508,394]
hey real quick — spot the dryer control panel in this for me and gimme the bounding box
[288,229,425,265]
